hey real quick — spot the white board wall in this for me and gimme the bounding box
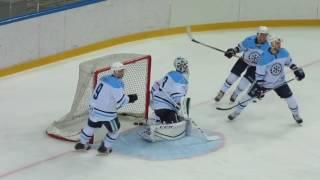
[1,0,320,69]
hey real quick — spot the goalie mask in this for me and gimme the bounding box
[174,57,189,73]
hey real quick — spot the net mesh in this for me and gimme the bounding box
[46,53,151,141]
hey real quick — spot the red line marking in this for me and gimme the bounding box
[0,151,72,179]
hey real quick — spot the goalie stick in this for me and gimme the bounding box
[216,78,295,111]
[186,26,240,58]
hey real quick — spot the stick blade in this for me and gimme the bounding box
[216,106,233,111]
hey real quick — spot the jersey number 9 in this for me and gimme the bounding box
[93,83,104,99]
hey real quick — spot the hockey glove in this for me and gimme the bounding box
[248,80,266,99]
[293,67,305,81]
[224,48,236,59]
[128,94,138,103]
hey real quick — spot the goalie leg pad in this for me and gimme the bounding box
[140,120,188,142]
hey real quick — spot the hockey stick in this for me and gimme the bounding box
[186,26,225,53]
[162,91,220,141]
[216,78,295,111]
[186,26,240,58]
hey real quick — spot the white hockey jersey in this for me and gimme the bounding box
[89,74,129,122]
[151,71,188,112]
[237,35,270,66]
[256,48,294,89]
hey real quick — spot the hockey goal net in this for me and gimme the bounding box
[46,53,152,142]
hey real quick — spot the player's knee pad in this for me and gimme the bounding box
[285,96,298,109]
[81,126,94,137]
[80,125,94,144]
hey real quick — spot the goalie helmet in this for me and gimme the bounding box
[174,57,189,73]
[111,62,125,72]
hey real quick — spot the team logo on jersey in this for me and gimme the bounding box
[247,51,261,65]
[270,63,282,76]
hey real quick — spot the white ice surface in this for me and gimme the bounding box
[0,27,320,180]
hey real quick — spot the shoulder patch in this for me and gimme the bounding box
[258,50,274,65]
[168,71,188,84]
[278,48,289,58]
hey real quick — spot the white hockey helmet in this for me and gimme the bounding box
[174,57,189,73]
[268,35,283,44]
[257,26,269,35]
[111,62,125,72]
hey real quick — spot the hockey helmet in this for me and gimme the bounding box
[257,26,269,35]
[268,35,283,44]
[111,62,125,72]
[174,57,189,73]
[268,35,283,49]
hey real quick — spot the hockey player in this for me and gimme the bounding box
[74,62,138,154]
[227,35,305,124]
[150,57,189,124]
[214,26,270,102]
[141,57,191,142]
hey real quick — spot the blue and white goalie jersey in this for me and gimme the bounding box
[237,35,270,66]
[89,75,129,122]
[256,48,294,89]
[151,71,189,112]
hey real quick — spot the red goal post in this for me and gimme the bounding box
[46,53,152,142]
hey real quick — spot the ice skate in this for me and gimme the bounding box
[214,91,225,102]
[229,92,238,103]
[292,114,303,124]
[74,142,91,151]
[97,142,112,155]
[228,111,240,120]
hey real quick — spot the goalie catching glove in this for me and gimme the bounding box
[128,94,138,103]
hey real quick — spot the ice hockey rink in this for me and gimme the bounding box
[1,27,320,180]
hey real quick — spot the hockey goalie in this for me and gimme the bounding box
[139,57,192,142]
